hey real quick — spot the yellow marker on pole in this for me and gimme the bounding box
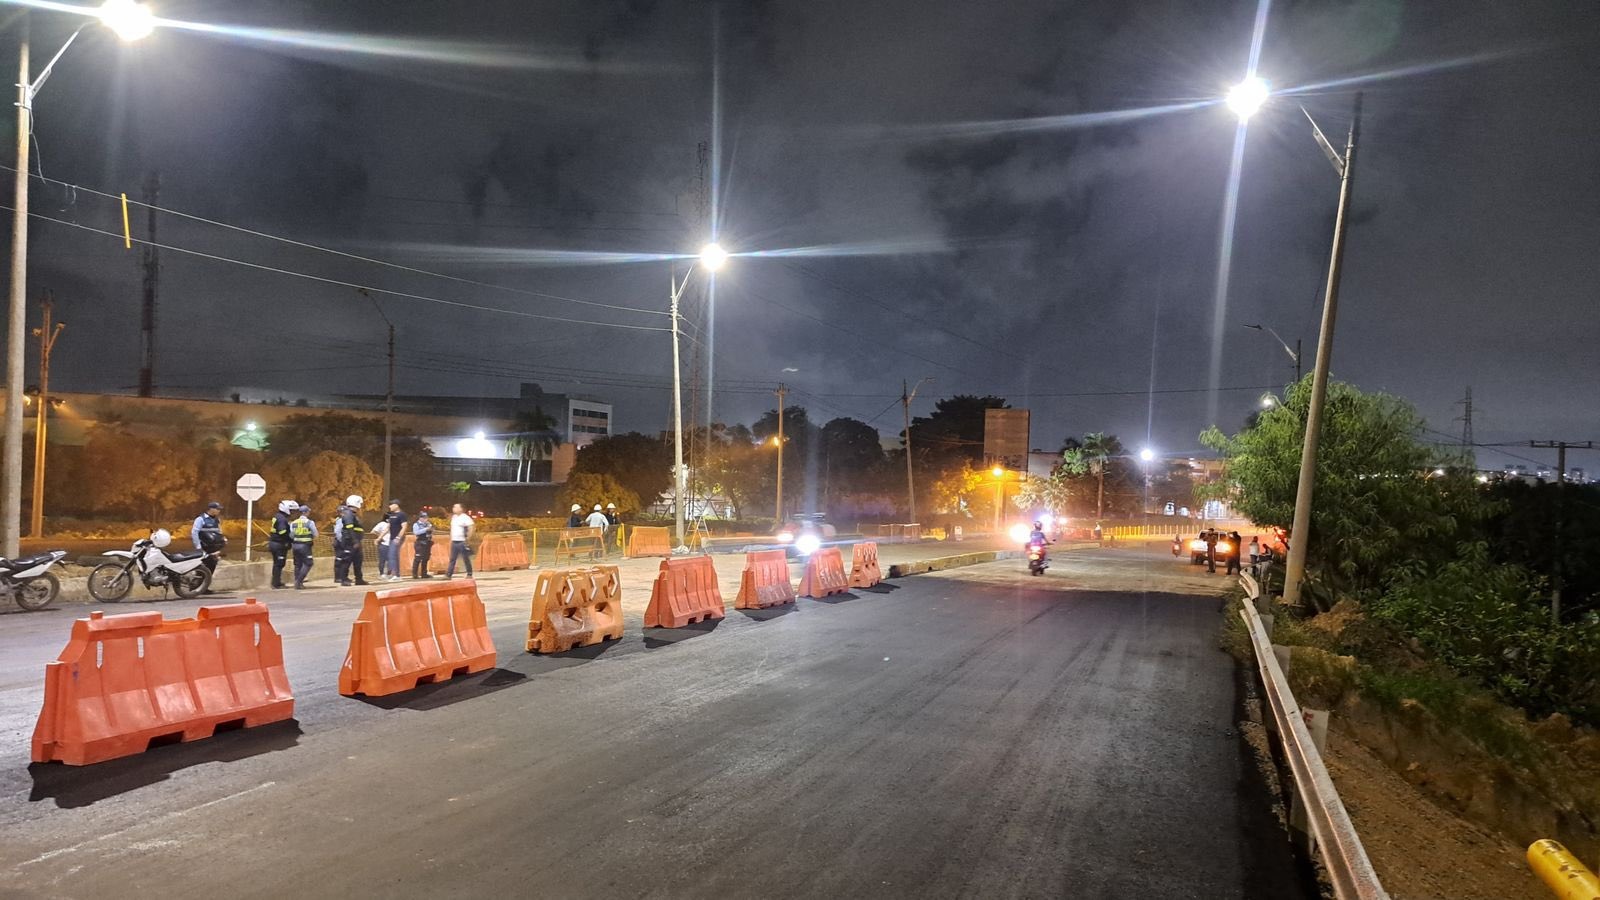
[119,193,131,249]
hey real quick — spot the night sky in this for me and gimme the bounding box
[4,0,1597,471]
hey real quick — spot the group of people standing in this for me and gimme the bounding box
[196,496,478,591]
[566,503,619,532]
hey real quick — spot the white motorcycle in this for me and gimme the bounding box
[88,529,213,601]
[1,549,68,610]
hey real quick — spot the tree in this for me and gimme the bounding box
[753,405,818,514]
[74,425,202,522]
[1079,432,1124,521]
[570,432,672,505]
[1013,449,1089,517]
[265,413,437,501]
[821,417,886,492]
[264,451,382,518]
[1201,379,1479,606]
[906,395,1008,472]
[505,406,559,482]
[558,472,641,516]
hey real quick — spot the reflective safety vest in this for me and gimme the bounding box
[291,517,315,543]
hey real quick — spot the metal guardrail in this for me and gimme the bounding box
[1239,566,1388,900]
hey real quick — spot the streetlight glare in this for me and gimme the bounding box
[1138,448,1155,463]
[1226,76,1269,120]
[99,0,157,42]
[698,242,728,271]
[991,466,1004,478]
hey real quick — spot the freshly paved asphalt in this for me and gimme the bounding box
[0,548,1310,898]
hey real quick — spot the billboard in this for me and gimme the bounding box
[983,408,1030,469]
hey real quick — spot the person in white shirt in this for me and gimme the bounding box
[370,520,391,578]
[446,503,475,578]
[585,504,610,533]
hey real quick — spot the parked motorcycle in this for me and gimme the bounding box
[1,549,67,610]
[1026,539,1049,576]
[88,530,212,601]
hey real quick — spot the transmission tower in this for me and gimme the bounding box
[1454,386,1473,449]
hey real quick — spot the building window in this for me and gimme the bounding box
[572,407,609,421]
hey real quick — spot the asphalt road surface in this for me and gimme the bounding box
[0,548,1311,898]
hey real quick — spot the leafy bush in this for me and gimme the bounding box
[1371,543,1600,724]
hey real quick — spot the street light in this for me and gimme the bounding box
[1138,447,1155,463]
[668,242,727,551]
[1260,394,1277,409]
[4,1,155,557]
[1229,80,1366,609]
[1225,76,1269,120]
[1241,323,1302,382]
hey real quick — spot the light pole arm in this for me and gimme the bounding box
[27,26,86,105]
[1243,323,1300,367]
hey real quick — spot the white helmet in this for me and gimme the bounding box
[151,528,172,548]
[345,494,364,509]
[278,499,298,514]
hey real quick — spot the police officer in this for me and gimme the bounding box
[335,495,369,586]
[1203,529,1218,574]
[290,504,317,589]
[267,499,296,589]
[191,501,226,593]
[411,509,435,579]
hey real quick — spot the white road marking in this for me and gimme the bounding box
[16,781,276,869]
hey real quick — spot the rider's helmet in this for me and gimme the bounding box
[1032,521,1043,531]
[278,499,298,514]
[151,528,172,548]
[345,494,364,509]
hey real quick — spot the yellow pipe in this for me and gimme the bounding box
[1528,840,1600,900]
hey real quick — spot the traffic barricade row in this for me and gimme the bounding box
[798,547,851,598]
[556,526,607,564]
[527,566,625,653]
[626,525,673,558]
[339,580,497,697]
[32,599,295,766]
[476,532,531,571]
[735,549,796,609]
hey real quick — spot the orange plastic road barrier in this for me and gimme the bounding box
[32,600,294,766]
[626,525,673,558]
[556,526,607,564]
[849,541,883,589]
[476,532,530,571]
[644,555,725,628]
[338,580,496,697]
[797,547,850,598]
[526,565,626,653]
[735,549,796,610]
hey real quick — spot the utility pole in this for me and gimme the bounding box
[774,383,786,521]
[1530,440,1593,626]
[29,292,63,538]
[902,377,930,525]
[1282,92,1363,610]
[138,171,159,397]
[4,24,32,559]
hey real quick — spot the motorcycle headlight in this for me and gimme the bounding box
[795,534,821,555]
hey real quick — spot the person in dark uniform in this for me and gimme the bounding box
[411,510,435,579]
[335,494,368,586]
[566,504,584,528]
[1203,529,1218,574]
[290,505,317,589]
[191,501,226,593]
[267,499,296,589]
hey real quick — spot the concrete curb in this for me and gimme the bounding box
[887,550,1021,578]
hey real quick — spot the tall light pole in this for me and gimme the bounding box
[990,465,1005,534]
[4,0,155,557]
[29,293,63,538]
[1241,323,1301,382]
[901,377,930,525]
[670,242,726,551]
[1236,87,1364,609]
[773,383,786,521]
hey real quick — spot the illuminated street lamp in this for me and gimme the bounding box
[990,466,1007,534]
[1138,447,1155,463]
[4,1,156,556]
[1228,78,1366,608]
[668,243,727,551]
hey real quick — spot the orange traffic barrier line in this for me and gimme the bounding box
[798,547,850,598]
[645,555,725,628]
[735,549,796,609]
[476,532,530,571]
[32,599,294,766]
[338,580,496,697]
[626,525,673,558]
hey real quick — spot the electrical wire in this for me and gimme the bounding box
[5,204,672,333]
[0,163,670,319]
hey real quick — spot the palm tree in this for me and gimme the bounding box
[505,407,559,482]
[1080,432,1124,521]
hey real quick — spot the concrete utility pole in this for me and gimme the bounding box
[901,377,930,525]
[774,383,786,521]
[1282,92,1363,610]
[30,292,63,537]
[1530,440,1593,626]
[4,27,32,559]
